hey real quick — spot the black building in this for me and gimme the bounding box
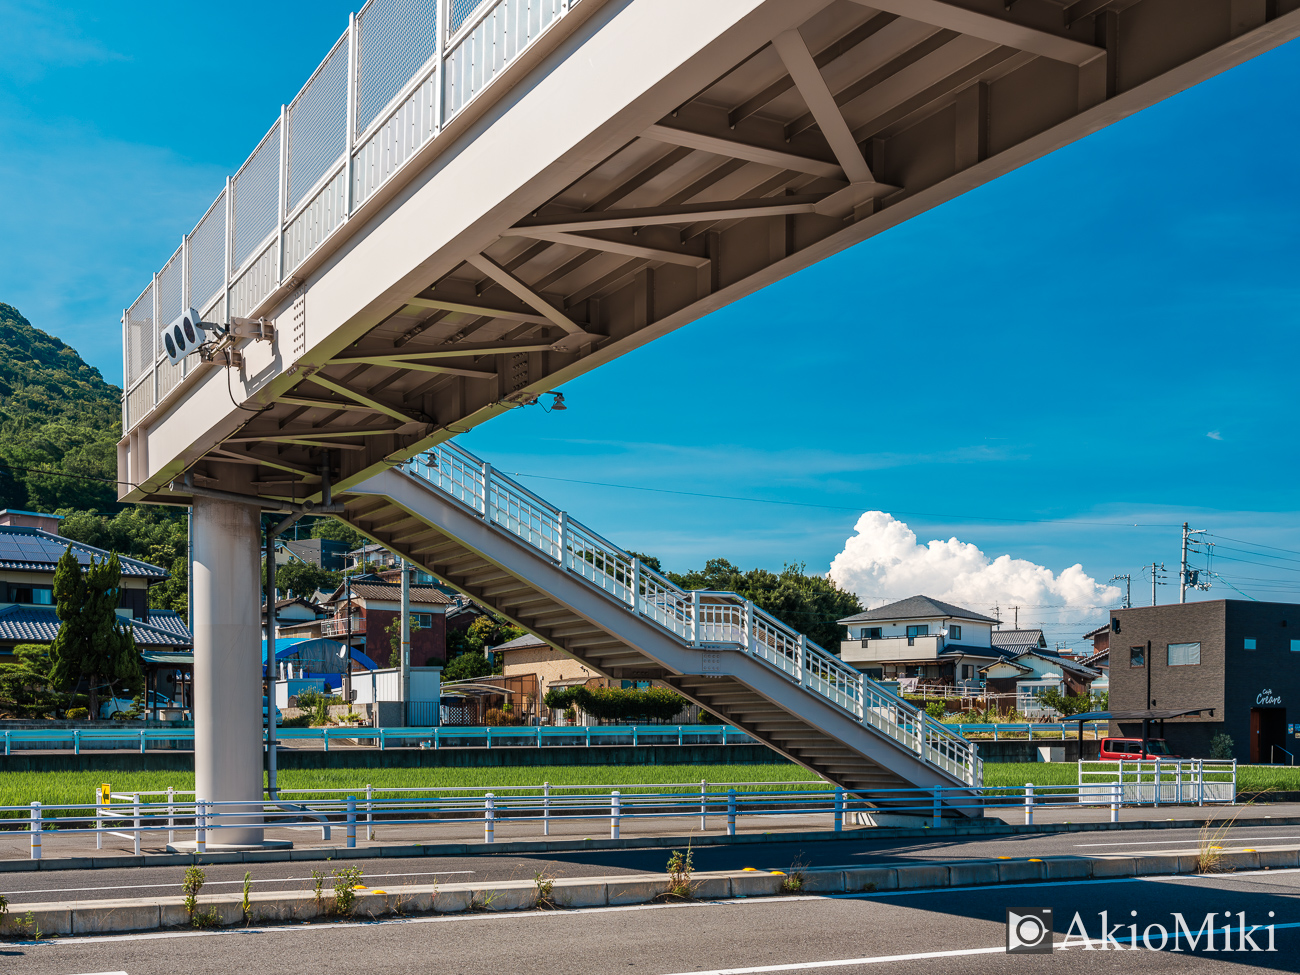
[1109,600,1300,763]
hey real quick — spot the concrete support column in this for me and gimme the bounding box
[192,496,264,846]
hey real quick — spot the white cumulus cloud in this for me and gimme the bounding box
[827,512,1118,616]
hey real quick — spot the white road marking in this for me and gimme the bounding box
[1075,835,1300,848]
[2,870,474,897]
[656,946,1008,974]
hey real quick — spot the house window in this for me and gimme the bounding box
[949,625,961,641]
[961,664,974,680]
[413,613,433,629]
[415,571,433,584]
[1168,642,1201,666]
[1244,638,1257,650]
[906,625,929,638]
[1129,646,1145,667]
[861,627,882,640]
[1292,640,1300,653]
[7,585,52,605]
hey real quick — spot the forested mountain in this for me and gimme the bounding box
[0,303,120,513]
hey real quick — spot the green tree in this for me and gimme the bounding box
[0,643,64,718]
[48,549,144,715]
[59,505,189,615]
[663,557,863,651]
[444,652,491,681]
[310,518,367,550]
[1037,688,1095,717]
[386,614,423,661]
[271,560,342,600]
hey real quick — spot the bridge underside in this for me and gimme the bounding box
[122,0,1300,507]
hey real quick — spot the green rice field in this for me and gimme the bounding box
[3,761,1295,819]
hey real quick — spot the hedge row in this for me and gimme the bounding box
[542,685,684,722]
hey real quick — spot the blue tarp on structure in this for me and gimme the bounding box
[263,637,378,680]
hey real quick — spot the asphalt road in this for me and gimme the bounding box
[5,822,1300,905]
[6,867,1300,974]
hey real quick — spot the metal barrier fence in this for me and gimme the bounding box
[1078,759,1238,805]
[0,724,757,754]
[122,0,588,432]
[4,772,1242,860]
[409,441,980,785]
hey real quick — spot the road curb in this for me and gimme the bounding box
[5,812,1300,874]
[2,847,1291,940]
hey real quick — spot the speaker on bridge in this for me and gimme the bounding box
[162,307,220,365]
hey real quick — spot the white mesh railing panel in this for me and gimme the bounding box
[187,193,226,314]
[355,0,439,136]
[446,0,561,116]
[231,122,281,270]
[487,480,561,561]
[284,167,346,276]
[449,0,491,34]
[156,248,183,327]
[125,285,154,388]
[125,380,153,430]
[288,36,349,212]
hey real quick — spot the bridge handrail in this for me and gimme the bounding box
[407,442,978,785]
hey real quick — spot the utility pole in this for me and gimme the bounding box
[1179,522,1209,604]
[1145,562,1166,606]
[400,558,411,726]
[1109,574,1131,609]
[1012,606,1020,629]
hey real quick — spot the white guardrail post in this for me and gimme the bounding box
[1024,783,1034,825]
[1111,781,1120,822]
[29,801,41,860]
[95,788,103,850]
[543,782,550,836]
[367,783,375,841]
[133,792,142,855]
[932,786,941,828]
[346,795,357,848]
[1154,760,1161,808]
[196,798,207,854]
[834,787,844,832]
[611,790,621,839]
[484,793,495,843]
[168,786,175,845]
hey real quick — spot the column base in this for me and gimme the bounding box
[167,840,293,854]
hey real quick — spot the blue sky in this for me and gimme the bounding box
[3,1,1298,645]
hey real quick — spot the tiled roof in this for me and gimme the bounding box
[838,595,999,625]
[494,633,549,652]
[326,577,452,605]
[991,628,1046,650]
[0,606,190,647]
[0,526,167,578]
[140,610,193,641]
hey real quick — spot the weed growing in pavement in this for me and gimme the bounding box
[534,871,556,910]
[472,889,500,911]
[778,859,808,894]
[310,869,326,909]
[0,891,7,918]
[15,911,40,940]
[241,871,252,923]
[182,866,220,928]
[664,843,698,901]
[1197,791,1270,873]
[331,867,364,915]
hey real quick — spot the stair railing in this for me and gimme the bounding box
[408,443,977,785]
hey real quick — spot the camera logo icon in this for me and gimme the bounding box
[1006,907,1053,954]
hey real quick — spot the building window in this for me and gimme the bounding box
[1292,640,1300,653]
[949,625,961,641]
[861,627,882,640]
[1244,638,1257,650]
[961,664,974,680]
[415,571,433,584]
[1129,646,1145,667]
[413,613,433,629]
[906,625,929,638]
[7,585,52,605]
[1168,642,1201,666]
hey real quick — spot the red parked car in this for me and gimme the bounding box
[1098,737,1180,761]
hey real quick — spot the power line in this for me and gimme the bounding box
[1209,532,1300,560]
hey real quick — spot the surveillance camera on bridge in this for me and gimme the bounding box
[162,307,220,365]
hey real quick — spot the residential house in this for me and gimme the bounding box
[497,632,665,724]
[980,650,1101,714]
[264,596,326,635]
[317,574,451,670]
[0,511,193,715]
[1107,600,1300,763]
[837,596,1013,691]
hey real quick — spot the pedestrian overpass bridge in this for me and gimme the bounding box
[116,0,1300,843]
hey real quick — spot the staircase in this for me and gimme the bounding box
[340,442,983,815]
